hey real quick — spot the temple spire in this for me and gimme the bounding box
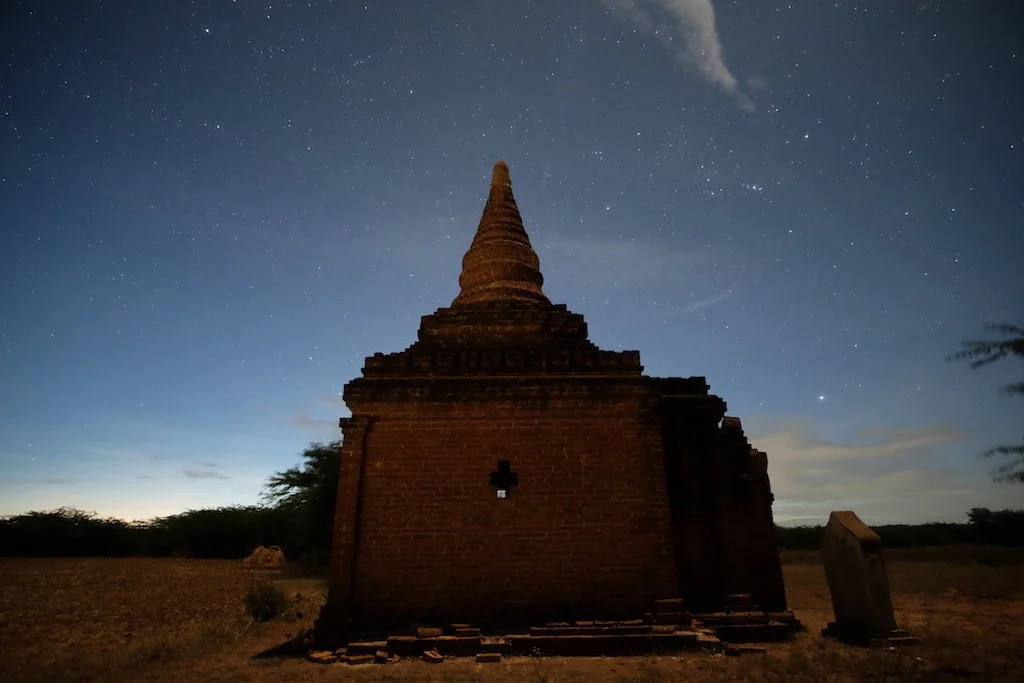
[452,161,551,307]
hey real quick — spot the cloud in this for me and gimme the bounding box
[759,422,967,466]
[602,0,754,111]
[31,478,75,485]
[88,447,169,462]
[292,406,340,429]
[745,419,978,525]
[677,291,733,313]
[182,469,230,480]
[541,235,723,290]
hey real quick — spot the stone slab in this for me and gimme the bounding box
[505,631,701,657]
[387,635,481,657]
[696,611,770,625]
[417,627,444,638]
[344,641,388,656]
[307,650,337,664]
[530,625,653,637]
[475,652,502,663]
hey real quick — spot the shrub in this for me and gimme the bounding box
[243,579,288,622]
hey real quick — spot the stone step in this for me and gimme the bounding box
[654,611,690,626]
[344,641,388,656]
[478,638,511,655]
[653,598,686,612]
[385,635,482,657]
[505,631,702,657]
[530,624,654,637]
[724,593,755,607]
[696,611,771,626]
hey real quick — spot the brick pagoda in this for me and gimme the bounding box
[316,161,794,648]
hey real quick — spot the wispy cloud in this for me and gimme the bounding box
[182,469,230,480]
[746,419,978,525]
[602,0,754,111]
[31,478,75,485]
[541,235,723,290]
[678,291,733,313]
[88,446,169,462]
[292,406,339,429]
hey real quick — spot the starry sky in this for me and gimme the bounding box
[2,1,1022,525]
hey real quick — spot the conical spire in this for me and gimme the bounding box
[452,161,551,307]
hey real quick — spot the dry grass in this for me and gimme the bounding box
[1,548,1022,682]
[0,558,322,683]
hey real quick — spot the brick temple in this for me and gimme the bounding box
[316,161,795,648]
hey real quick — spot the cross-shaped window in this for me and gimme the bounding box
[489,460,518,499]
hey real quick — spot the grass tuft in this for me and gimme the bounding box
[243,577,288,622]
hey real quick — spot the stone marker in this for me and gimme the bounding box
[821,511,918,646]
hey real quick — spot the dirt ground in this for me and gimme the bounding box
[2,548,1023,682]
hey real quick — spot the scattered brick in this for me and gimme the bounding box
[475,652,502,663]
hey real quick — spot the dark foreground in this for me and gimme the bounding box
[1,548,1023,682]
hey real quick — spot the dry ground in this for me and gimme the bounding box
[2,548,1023,682]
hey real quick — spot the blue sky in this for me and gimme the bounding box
[2,0,1022,525]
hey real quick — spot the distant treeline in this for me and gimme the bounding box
[775,508,1024,549]
[1,506,1022,559]
[0,506,310,561]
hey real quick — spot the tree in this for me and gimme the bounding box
[262,440,342,561]
[948,323,1024,482]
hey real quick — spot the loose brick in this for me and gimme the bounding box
[416,627,444,639]
[475,652,502,663]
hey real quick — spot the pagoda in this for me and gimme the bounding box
[315,161,794,647]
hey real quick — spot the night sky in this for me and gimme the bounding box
[2,1,1022,525]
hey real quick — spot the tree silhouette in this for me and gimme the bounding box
[262,440,342,560]
[948,323,1024,482]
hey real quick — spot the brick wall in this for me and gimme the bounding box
[338,394,678,628]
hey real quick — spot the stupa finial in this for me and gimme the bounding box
[451,161,550,307]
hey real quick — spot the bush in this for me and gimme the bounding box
[243,579,288,622]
